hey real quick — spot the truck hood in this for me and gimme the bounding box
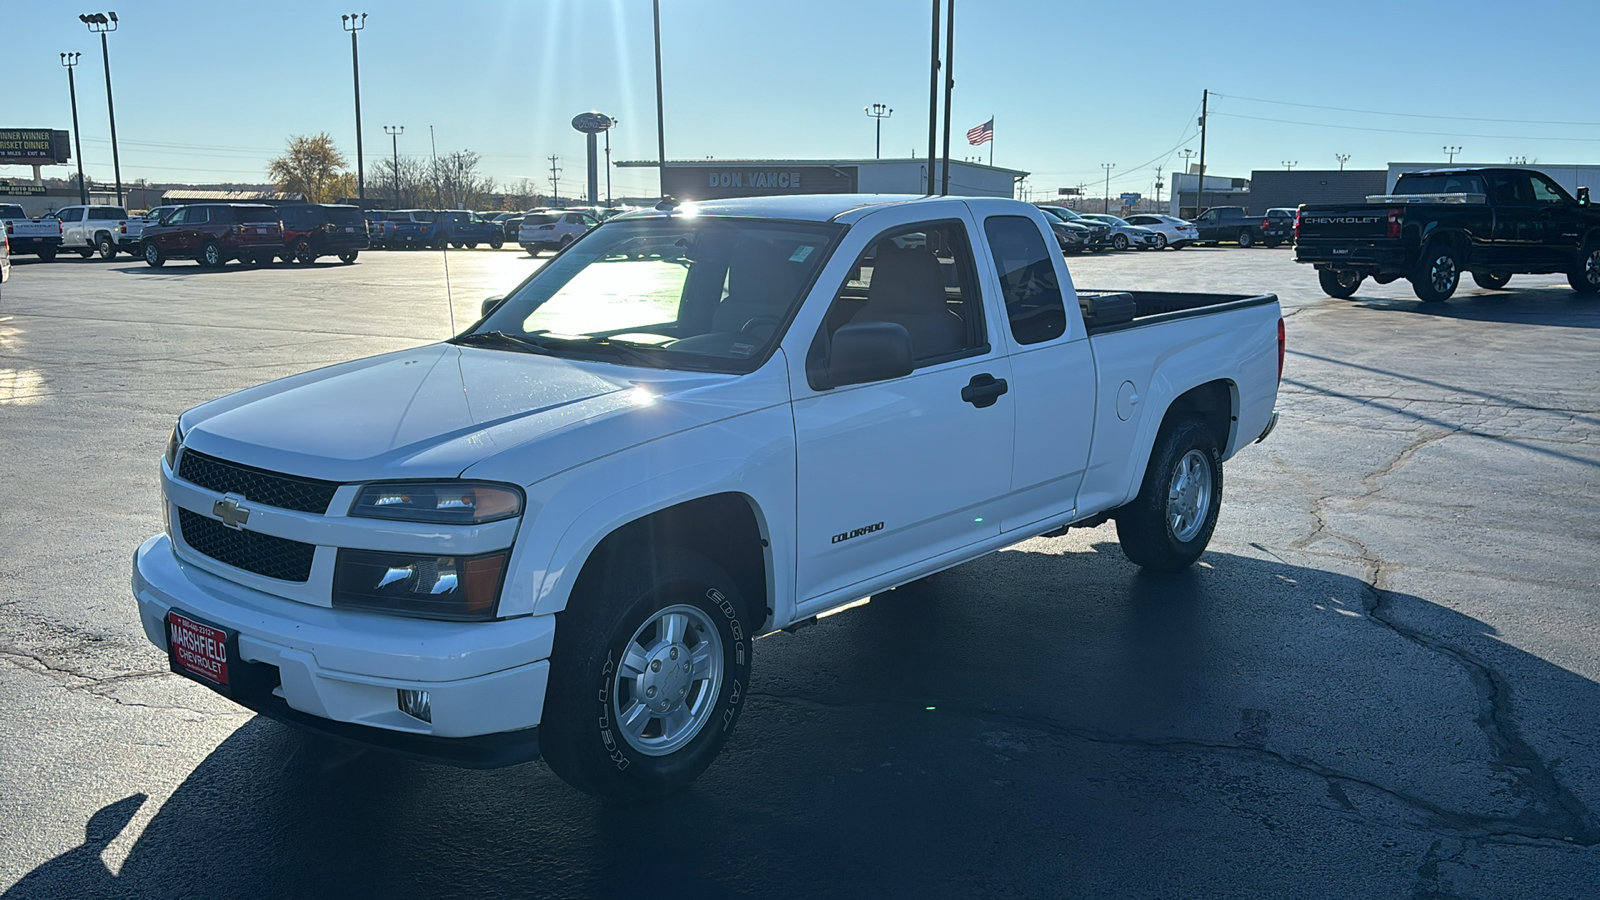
[180,343,695,483]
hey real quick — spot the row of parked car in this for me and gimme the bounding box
[1032,205,1298,253]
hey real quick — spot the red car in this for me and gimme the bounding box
[141,204,284,268]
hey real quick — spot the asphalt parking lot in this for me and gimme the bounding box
[2,243,1598,898]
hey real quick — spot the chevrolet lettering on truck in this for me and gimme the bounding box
[133,194,1283,801]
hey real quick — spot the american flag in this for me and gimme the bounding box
[966,118,994,146]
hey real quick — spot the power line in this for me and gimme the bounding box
[1210,111,1600,144]
[1211,92,1600,128]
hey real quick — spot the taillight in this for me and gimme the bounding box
[1277,318,1286,385]
[1293,211,1301,240]
[1261,219,1270,230]
[58,221,64,234]
[1386,207,1402,239]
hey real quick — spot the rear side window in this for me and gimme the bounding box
[89,208,120,220]
[328,207,363,225]
[984,215,1068,346]
[58,208,85,222]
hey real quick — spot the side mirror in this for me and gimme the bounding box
[480,295,505,319]
[815,321,914,390]
[1579,187,1591,207]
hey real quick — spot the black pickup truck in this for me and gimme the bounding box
[1296,167,1600,302]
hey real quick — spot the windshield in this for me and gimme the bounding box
[1395,174,1486,195]
[466,216,841,373]
[1095,216,1130,226]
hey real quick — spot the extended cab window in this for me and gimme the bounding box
[466,217,840,373]
[985,215,1067,346]
[816,221,986,365]
[1531,174,1567,204]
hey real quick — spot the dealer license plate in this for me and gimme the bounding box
[1331,247,1351,256]
[167,610,231,689]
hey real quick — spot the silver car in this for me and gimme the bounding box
[1122,214,1200,250]
[1081,214,1164,251]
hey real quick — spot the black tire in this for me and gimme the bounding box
[200,240,223,268]
[1568,244,1600,294]
[433,234,448,250]
[1112,233,1129,251]
[38,247,57,261]
[1170,241,1188,251]
[142,242,164,268]
[489,235,505,250]
[1115,417,1223,572]
[97,234,117,259]
[1318,268,1364,299]
[79,248,95,259]
[1236,229,1254,248]
[541,549,753,803]
[292,238,316,265]
[1472,271,1512,290]
[338,250,358,264]
[465,242,479,249]
[1411,240,1462,303]
[559,234,574,249]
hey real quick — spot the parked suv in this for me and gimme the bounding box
[121,206,181,254]
[53,205,130,259]
[140,204,285,268]
[517,209,599,254]
[279,204,369,264]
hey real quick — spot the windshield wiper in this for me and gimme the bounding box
[527,334,668,369]
[450,330,552,355]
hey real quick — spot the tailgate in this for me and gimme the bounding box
[1296,206,1392,241]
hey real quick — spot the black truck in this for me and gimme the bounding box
[1296,167,1600,302]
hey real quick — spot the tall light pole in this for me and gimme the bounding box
[78,12,122,205]
[1282,160,1297,171]
[652,0,667,197]
[342,13,368,205]
[383,125,403,207]
[1335,153,1350,171]
[60,52,87,204]
[1101,163,1115,213]
[1443,145,1462,164]
[604,118,617,205]
[865,103,893,159]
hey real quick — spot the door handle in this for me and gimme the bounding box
[961,373,1009,408]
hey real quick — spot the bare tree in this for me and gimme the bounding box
[373,155,431,208]
[429,150,496,209]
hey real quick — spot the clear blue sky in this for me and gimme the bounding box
[6,0,1597,203]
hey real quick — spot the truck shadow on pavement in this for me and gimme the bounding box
[6,542,1598,899]
[1347,285,1600,328]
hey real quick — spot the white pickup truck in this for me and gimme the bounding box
[132,194,1282,801]
[1,203,64,260]
[52,204,130,259]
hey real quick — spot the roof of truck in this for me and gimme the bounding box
[617,193,992,224]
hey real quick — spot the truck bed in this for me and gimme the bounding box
[1077,290,1279,334]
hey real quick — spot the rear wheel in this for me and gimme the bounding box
[38,247,57,261]
[338,250,358,264]
[1472,271,1512,290]
[200,240,223,268]
[1412,241,1462,303]
[97,235,117,259]
[541,549,753,802]
[292,238,316,265]
[433,234,448,250]
[1568,244,1600,294]
[465,242,479,249]
[143,242,164,268]
[1236,230,1254,248]
[1115,418,1223,572]
[1318,268,1364,299]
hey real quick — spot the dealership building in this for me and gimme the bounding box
[617,157,1026,202]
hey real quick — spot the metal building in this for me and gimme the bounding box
[1247,170,1388,215]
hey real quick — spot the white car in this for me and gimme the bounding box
[518,209,599,255]
[1123,214,1199,250]
[1081,214,1164,251]
[133,193,1282,802]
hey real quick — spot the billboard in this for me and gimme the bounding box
[0,129,72,165]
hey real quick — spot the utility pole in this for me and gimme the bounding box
[652,0,667,197]
[383,125,403,207]
[926,0,940,195]
[1335,153,1350,171]
[1101,163,1115,213]
[1154,166,1163,209]
[865,103,893,159]
[939,0,955,196]
[61,52,87,204]
[1196,88,1208,217]
[78,12,123,205]
[548,155,562,205]
[342,13,368,204]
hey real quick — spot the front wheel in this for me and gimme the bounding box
[292,238,316,265]
[1568,245,1600,294]
[1115,418,1223,572]
[38,247,58,261]
[1236,230,1254,248]
[1112,233,1129,251]
[78,248,95,259]
[541,550,752,802]
[1472,271,1512,290]
[1412,242,1462,303]
[143,242,164,268]
[1153,233,1168,249]
[1318,268,1364,299]
[338,250,358,264]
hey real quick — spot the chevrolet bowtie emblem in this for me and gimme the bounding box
[213,495,251,530]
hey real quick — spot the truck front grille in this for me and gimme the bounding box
[177,450,339,514]
[177,508,316,583]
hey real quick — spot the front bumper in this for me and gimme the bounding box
[132,533,553,767]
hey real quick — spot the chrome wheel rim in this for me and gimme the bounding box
[1585,249,1600,285]
[611,603,724,757]
[1337,271,1360,290]
[205,245,219,265]
[144,245,156,263]
[1430,255,1457,293]
[1168,449,1213,543]
[1155,234,1167,248]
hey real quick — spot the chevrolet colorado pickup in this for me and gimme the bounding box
[133,194,1283,801]
[1296,167,1600,301]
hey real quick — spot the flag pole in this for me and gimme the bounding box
[989,115,993,166]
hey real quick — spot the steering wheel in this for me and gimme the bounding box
[738,315,782,343]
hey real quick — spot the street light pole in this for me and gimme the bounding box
[865,103,893,159]
[342,13,368,205]
[604,118,617,205]
[1101,163,1115,213]
[1335,153,1350,171]
[78,12,122,205]
[652,0,667,197]
[383,125,403,207]
[61,53,87,205]
[1282,160,1297,171]
[1443,145,1462,164]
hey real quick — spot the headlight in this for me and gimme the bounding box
[349,481,523,524]
[333,549,508,621]
[164,422,184,469]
